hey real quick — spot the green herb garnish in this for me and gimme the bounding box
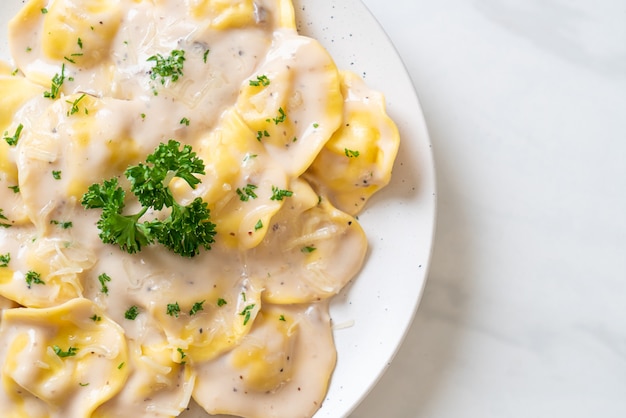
[270,186,293,201]
[66,93,87,116]
[249,74,270,87]
[0,253,10,267]
[81,140,216,257]
[189,300,205,316]
[0,209,11,228]
[98,273,111,294]
[166,302,181,317]
[50,220,73,229]
[239,304,255,326]
[3,123,23,146]
[53,345,78,358]
[25,271,45,288]
[235,184,258,201]
[43,64,66,99]
[124,305,139,320]
[148,49,186,85]
[272,107,286,124]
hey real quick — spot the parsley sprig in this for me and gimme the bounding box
[81,140,216,257]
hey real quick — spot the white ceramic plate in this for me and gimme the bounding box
[0,1,436,417]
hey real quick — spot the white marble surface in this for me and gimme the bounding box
[352,1,626,417]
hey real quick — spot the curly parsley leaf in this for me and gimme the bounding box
[82,178,152,254]
[125,140,205,210]
[150,197,215,257]
[82,141,215,257]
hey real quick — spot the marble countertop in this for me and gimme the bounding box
[352,1,626,417]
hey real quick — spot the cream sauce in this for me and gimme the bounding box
[0,1,400,417]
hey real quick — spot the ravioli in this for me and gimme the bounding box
[0,0,400,417]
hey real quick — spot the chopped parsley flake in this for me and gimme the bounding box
[166,302,181,317]
[256,130,269,141]
[66,93,87,116]
[50,220,73,229]
[180,117,190,126]
[52,170,62,180]
[117,362,125,369]
[177,347,187,364]
[254,219,263,231]
[189,300,205,316]
[344,148,360,158]
[239,304,255,326]
[279,314,286,322]
[77,38,83,49]
[25,271,45,288]
[236,184,258,201]
[301,245,316,253]
[53,345,78,358]
[270,186,293,201]
[90,314,101,322]
[0,209,11,228]
[41,8,48,14]
[8,185,20,193]
[3,123,23,146]
[98,273,111,294]
[249,74,270,87]
[43,64,66,99]
[0,253,10,267]
[148,49,186,85]
[272,107,286,124]
[217,298,227,307]
[124,305,139,320]
[203,49,210,63]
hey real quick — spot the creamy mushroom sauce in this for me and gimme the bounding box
[0,1,399,417]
